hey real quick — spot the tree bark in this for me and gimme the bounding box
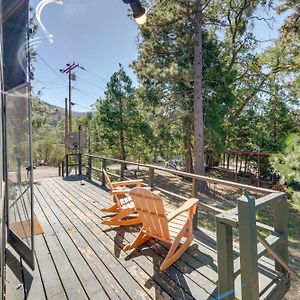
[183,118,194,173]
[193,0,205,191]
[119,97,126,162]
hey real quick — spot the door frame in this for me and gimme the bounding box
[4,82,34,270]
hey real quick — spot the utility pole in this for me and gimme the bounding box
[65,98,68,137]
[60,62,84,132]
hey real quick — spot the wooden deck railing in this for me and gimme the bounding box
[59,153,291,300]
[216,192,290,299]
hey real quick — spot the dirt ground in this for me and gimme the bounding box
[32,166,60,180]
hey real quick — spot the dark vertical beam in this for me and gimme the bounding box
[65,98,68,136]
[2,0,29,91]
[88,156,92,180]
[78,153,82,176]
[66,155,69,177]
[216,218,234,300]
[238,193,259,300]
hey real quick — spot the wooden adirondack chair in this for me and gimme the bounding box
[124,187,198,271]
[101,169,143,226]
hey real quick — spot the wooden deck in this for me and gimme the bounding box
[5,176,287,299]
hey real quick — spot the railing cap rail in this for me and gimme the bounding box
[82,154,279,195]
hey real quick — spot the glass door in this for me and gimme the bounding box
[5,83,34,270]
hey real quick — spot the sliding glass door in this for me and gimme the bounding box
[5,83,34,270]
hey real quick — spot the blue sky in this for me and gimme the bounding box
[30,0,141,112]
[30,0,288,112]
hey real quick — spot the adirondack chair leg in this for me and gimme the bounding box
[123,229,151,251]
[102,208,141,226]
[160,235,194,271]
[160,222,193,271]
[101,203,119,213]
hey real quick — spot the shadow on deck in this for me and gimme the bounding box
[5,176,289,299]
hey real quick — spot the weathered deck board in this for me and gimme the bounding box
[5,176,286,300]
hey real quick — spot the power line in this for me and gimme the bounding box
[73,102,95,111]
[73,87,99,100]
[83,68,108,82]
[76,76,105,91]
[34,80,68,87]
[37,54,67,83]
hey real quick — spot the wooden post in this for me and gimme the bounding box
[66,155,69,177]
[238,193,259,300]
[102,158,107,186]
[148,166,154,189]
[227,153,230,169]
[62,161,64,177]
[192,178,199,228]
[88,156,92,180]
[274,195,288,274]
[120,162,125,180]
[216,218,234,300]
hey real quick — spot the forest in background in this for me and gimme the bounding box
[32,0,300,202]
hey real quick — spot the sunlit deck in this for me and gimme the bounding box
[5,176,289,299]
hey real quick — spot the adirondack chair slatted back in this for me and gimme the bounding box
[130,188,170,241]
[103,169,114,191]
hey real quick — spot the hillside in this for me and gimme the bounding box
[32,98,87,166]
[33,98,87,118]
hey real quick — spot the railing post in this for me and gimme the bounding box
[274,195,288,274]
[66,155,69,177]
[120,162,125,180]
[238,193,259,300]
[62,161,64,177]
[88,156,92,180]
[58,164,61,177]
[216,216,234,300]
[227,153,230,169]
[78,153,82,175]
[148,166,154,189]
[192,178,199,228]
[102,158,107,186]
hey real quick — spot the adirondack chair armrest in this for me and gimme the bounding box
[167,198,198,221]
[110,189,131,196]
[111,179,143,187]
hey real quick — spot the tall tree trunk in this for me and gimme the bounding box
[119,97,126,162]
[183,118,193,173]
[193,0,205,190]
[120,130,126,161]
